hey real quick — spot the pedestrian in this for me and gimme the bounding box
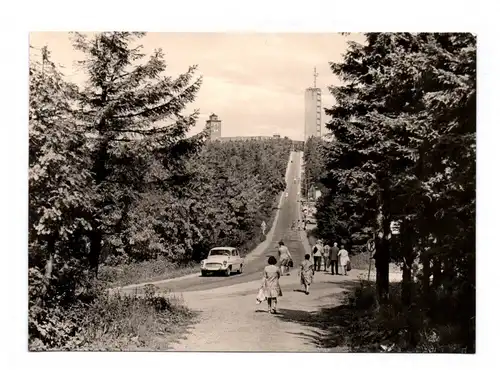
[312,240,323,272]
[299,253,314,295]
[338,245,350,275]
[323,242,331,272]
[330,242,340,275]
[261,220,266,237]
[263,256,282,314]
[278,241,292,276]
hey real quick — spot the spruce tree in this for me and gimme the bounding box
[71,32,204,274]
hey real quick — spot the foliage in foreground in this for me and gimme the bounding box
[29,278,193,351]
[340,281,472,353]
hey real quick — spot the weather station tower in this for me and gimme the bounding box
[304,67,322,141]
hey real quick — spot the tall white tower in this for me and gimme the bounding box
[304,67,322,141]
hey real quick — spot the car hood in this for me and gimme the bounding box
[204,255,229,263]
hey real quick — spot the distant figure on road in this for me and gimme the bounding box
[312,240,323,272]
[330,242,340,275]
[338,245,350,275]
[263,256,282,314]
[322,242,331,272]
[285,191,289,198]
[299,253,314,295]
[261,221,266,237]
[278,241,292,276]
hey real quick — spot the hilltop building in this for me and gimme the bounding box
[304,88,322,141]
[205,114,302,148]
[207,113,222,140]
[304,67,322,141]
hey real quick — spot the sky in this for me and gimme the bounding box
[29,32,366,141]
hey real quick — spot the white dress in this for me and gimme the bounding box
[339,249,349,266]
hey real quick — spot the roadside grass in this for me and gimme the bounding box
[99,258,199,288]
[342,281,471,352]
[29,284,196,351]
[277,280,471,353]
[79,285,196,351]
[349,251,372,270]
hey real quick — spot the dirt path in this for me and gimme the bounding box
[168,268,402,351]
[168,268,355,352]
[168,228,402,351]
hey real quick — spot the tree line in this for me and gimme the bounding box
[29,32,292,348]
[307,33,475,352]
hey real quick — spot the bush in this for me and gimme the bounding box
[340,280,472,353]
[346,280,377,310]
[29,282,194,351]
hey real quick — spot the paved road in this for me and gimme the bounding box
[126,151,306,294]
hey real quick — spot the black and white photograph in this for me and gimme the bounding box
[26,29,476,354]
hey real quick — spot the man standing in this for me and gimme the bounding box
[312,240,323,272]
[322,242,331,272]
[330,242,340,275]
[261,220,266,237]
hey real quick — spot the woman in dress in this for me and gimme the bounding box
[278,241,292,276]
[338,245,350,275]
[299,253,314,295]
[263,256,282,314]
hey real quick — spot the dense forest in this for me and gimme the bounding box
[29,32,292,350]
[306,33,476,352]
[302,136,327,198]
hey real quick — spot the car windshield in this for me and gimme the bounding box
[209,250,230,256]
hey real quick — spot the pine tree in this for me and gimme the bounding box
[71,32,204,275]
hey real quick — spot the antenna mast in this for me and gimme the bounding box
[313,67,318,88]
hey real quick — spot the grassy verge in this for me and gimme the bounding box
[303,280,472,353]
[99,259,199,288]
[29,284,196,351]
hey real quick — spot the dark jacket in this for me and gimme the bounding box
[330,246,340,260]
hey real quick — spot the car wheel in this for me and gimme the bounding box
[238,264,243,274]
[225,267,231,276]
[201,270,207,277]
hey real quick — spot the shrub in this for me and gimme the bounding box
[340,280,472,353]
[29,281,194,351]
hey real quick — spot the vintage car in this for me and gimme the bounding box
[200,247,244,277]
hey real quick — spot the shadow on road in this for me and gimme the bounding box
[274,279,359,351]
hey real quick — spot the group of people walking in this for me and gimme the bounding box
[258,239,350,314]
[312,240,350,275]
